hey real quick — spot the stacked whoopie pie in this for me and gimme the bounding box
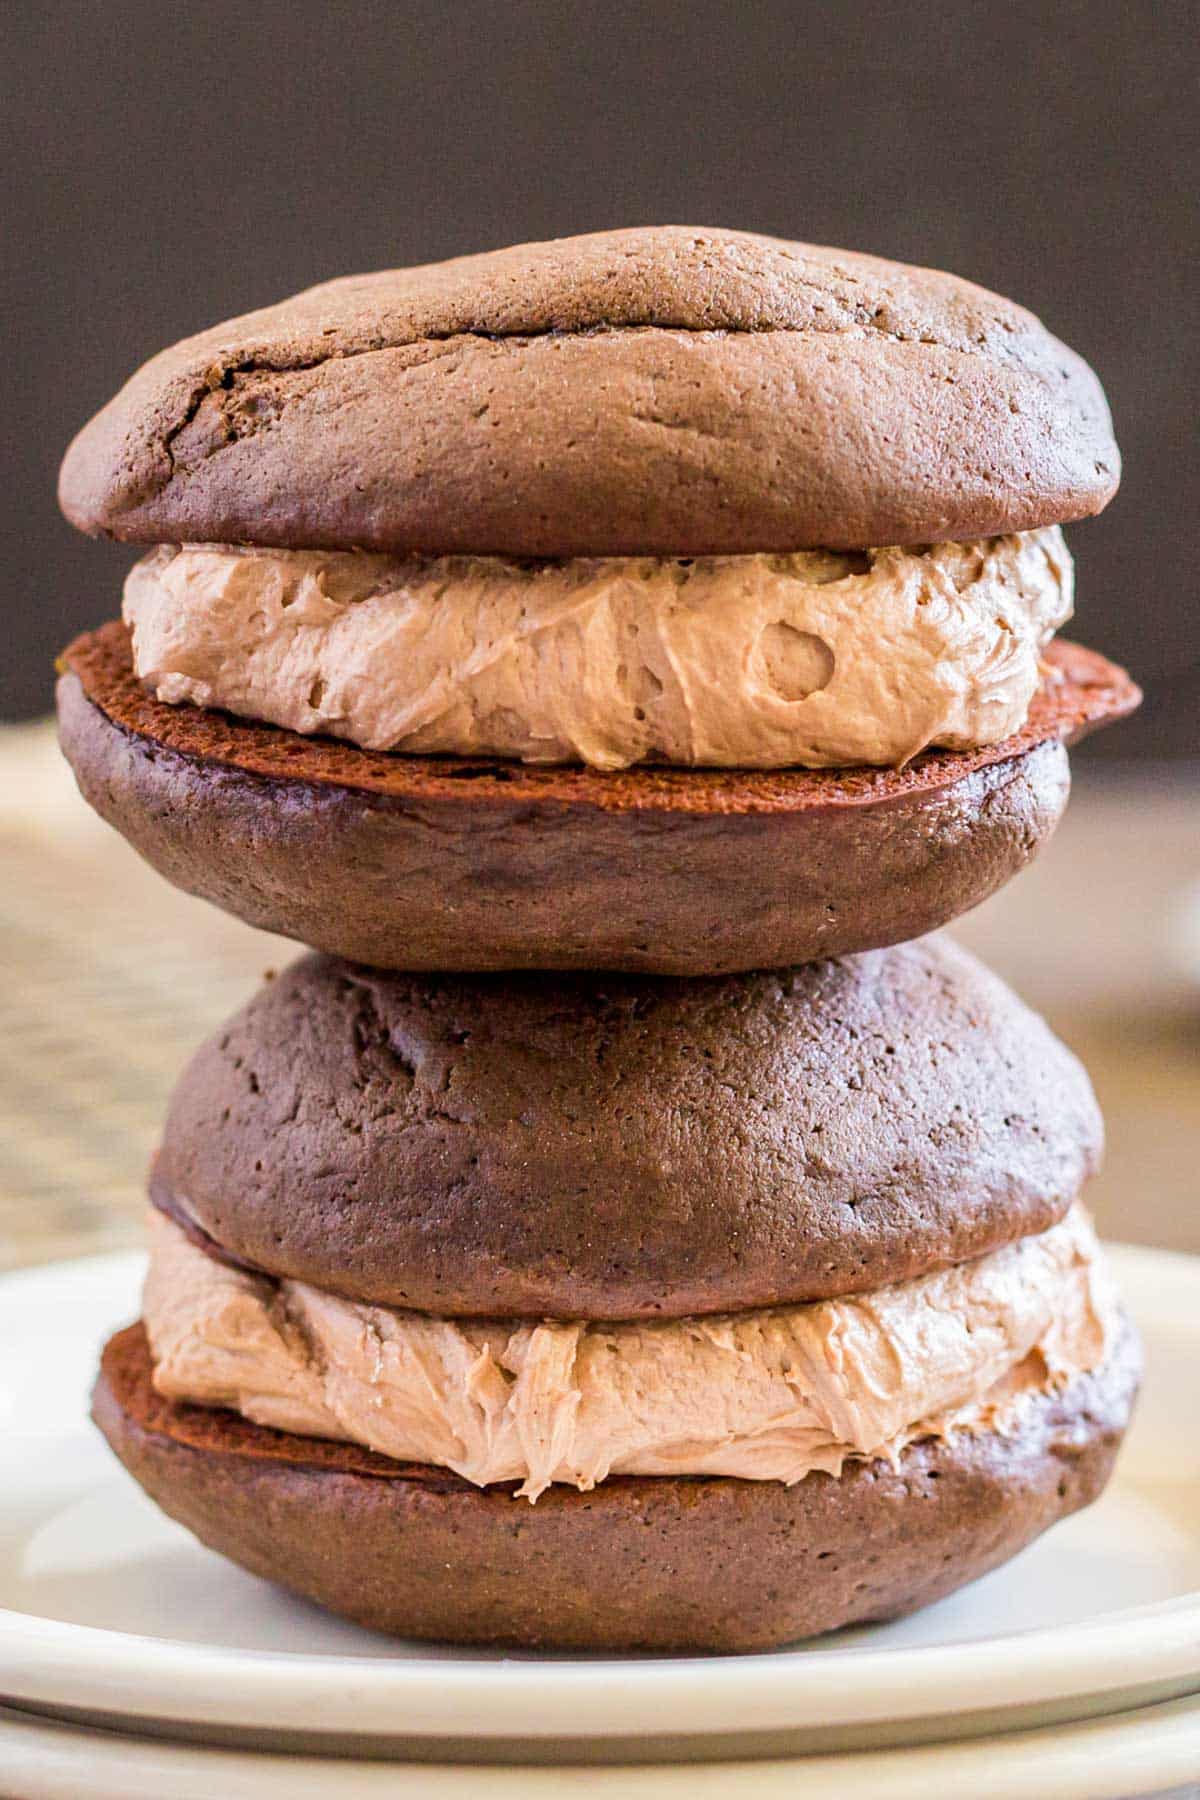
[58,228,1141,1651]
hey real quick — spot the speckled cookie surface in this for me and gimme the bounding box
[150,937,1103,1318]
[56,627,1139,974]
[93,1319,1140,1652]
[59,227,1118,555]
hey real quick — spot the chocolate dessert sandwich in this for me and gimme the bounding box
[93,942,1139,1651]
[60,227,1142,1654]
[56,227,1138,973]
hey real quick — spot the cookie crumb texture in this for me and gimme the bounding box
[59,228,1118,556]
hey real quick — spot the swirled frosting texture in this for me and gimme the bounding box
[144,1205,1113,1501]
[123,529,1072,770]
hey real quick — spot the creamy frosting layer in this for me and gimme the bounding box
[123,530,1073,770]
[144,1206,1112,1501]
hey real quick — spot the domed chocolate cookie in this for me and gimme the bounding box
[151,936,1103,1319]
[61,228,1117,556]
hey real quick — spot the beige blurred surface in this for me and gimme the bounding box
[1,721,1196,1272]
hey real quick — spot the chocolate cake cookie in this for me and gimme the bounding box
[57,628,1137,973]
[150,938,1102,1317]
[94,1317,1140,1653]
[60,227,1117,556]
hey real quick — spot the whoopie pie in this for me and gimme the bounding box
[94,940,1138,1651]
[56,227,1137,973]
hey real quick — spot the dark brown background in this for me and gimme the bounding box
[7,0,1197,756]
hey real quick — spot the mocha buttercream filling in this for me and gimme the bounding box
[143,1204,1113,1502]
[123,528,1073,771]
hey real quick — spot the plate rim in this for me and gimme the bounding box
[1,1241,1198,1745]
[3,1690,1200,1798]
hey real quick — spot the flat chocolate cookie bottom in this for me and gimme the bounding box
[58,627,1136,974]
[94,1320,1139,1653]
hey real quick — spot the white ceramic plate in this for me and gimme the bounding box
[1,1246,1199,1761]
[3,1692,1200,1800]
